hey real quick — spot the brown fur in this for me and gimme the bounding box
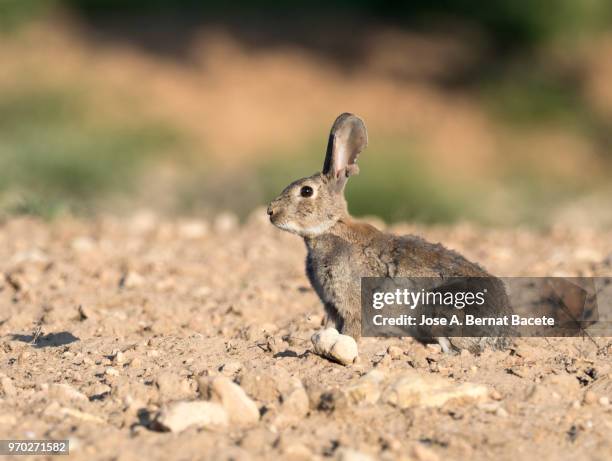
[268,113,511,352]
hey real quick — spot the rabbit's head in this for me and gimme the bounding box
[267,113,367,237]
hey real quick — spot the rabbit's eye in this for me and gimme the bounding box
[300,186,314,197]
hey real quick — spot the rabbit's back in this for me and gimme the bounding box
[305,219,511,348]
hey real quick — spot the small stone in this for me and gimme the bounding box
[105,367,119,377]
[156,372,195,401]
[282,443,312,460]
[129,357,143,368]
[376,354,392,368]
[113,351,126,365]
[330,335,358,365]
[317,389,349,413]
[311,328,340,355]
[0,375,16,397]
[584,391,598,405]
[277,382,310,424]
[477,402,499,414]
[336,448,375,461]
[120,271,144,288]
[155,401,228,432]
[311,328,358,366]
[346,370,385,405]
[220,361,242,376]
[599,396,610,406]
[48,383,88,402]
[209,377,260,426]
[411,444,440,461]
[387,346,403,359]
[238,372,280,403]
[0,414,17,425]
[490,389,502,401]
[59,407,106,424]
[90,383,111,398]
[495,406,509,417]
[177,220,208,239]
[384,371,488,409]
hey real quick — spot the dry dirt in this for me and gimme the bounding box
[0,211,611,461]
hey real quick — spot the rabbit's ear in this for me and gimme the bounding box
[322,113,368,187]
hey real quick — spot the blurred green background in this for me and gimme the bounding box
[1,0,611,226]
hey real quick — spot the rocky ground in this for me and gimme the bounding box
[0,210,611,461]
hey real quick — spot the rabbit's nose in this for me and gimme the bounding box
[267,205,274,216]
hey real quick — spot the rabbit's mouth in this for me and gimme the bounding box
[267,207,289,228]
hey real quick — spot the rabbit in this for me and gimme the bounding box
[267,113,512,353]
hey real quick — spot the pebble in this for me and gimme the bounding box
[105,367,119,377]
[48,383,88,402]
[156,372,195,401]
[345,370,385,405]
[276,381,310,425]
[209,377,260,426]
[311,328,358,366]
[600,396,610,406]
[387,346,403,359]
[113,351,126,365]
[155,401,228,432]
[120,271,144,288]
[238,372,280,403]
[384,371,489,408]
[220,361,243,376]
[312,328,340,355]
[0,374,17,397]
[282,443,313,460]
[411,444,440,461]
[584,391,598,405]
[336,448,375,461]
[496,406,509,417]
[177,220,209,239]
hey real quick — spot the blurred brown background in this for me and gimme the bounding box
[1,0,611,226]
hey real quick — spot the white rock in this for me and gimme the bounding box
[330,336,358,365]
[0,374,16,397]
[337,448,375,461]
[387,345,404,359]
[384,371,489,408]
[178,220,209,239]
[48,383,88,402]
[113,351,126,365]
[345,370,385,404]
[311,328,358,365]
[120,271,144,288]
[276,381,310,425]
[312,328,340,355]
[411,444,441,461]
[156,401,228,432]
[282,443,312,460]
[210,377,260,426]
[105,367,119,377]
